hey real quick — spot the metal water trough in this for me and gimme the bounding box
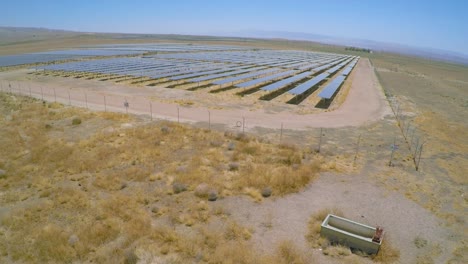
[320,214,383,254]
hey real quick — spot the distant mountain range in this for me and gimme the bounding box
[1,26,467,65]
[216,30,468,65]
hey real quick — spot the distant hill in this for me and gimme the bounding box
[218,30,468,65]
[1,26,467,65]
[0,26,77,44]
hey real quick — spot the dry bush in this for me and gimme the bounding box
[323,244,352,257]
[224,221,252,241]
[208,241,261,264]
[372,240,400,263]
[448,241,467,264]
[274,240,313,264]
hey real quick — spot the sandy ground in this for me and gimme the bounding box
[0,58,391,130]
[219,170,456,263]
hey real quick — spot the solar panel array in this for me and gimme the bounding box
[318,75,347,99]
[0,44,249,67]
[0,49,145,67]
[32,45,359,107]
[318,57,360,100]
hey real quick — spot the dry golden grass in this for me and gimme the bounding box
[322,244,352,257]
[0,92,329,263]
[372,240,401,264]
[273,240,314,264]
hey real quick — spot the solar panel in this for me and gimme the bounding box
[189,66,265,82]
[0,49,144,67]
[236,70,296,88]
[213,68,280,85]
[170,65,249,81]
[326,65,343,75]
[318,75,346,99]
[261,71,312,91]
[341,66,353,76]
[288,72,329,95]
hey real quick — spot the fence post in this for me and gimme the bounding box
[208,111,211,130]
[413,137,419,159]
[318,128,323,153]
[280,123,283,143]
[242,117,245,134]
[410,129,416,150]
[150,102,153,120]
[354,134,361,166]
[389,136,397,166]
[53,88,57,102]
[41,87,43,100]
[416,142,426,171]
[124,98,129,114]
[405,123,411,139]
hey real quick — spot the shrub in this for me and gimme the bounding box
[173,182,187,194]
[124,250,138,264]
[72,117,82,125]
[161,126,170,133]
[194,183,209,198]
[208,190,218,201]
[261,187,272,198]
[227,142,236,151]
[228,162,239,171]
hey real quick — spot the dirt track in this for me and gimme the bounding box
[0,58,391,130]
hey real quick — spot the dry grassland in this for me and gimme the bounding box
[0,92,327,263]
[372,54,467,263]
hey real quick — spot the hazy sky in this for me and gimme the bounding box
[2,0,467,54]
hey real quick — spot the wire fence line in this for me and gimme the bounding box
[387,96,426,171]
[0,79,264,135]
[1,79,421,171]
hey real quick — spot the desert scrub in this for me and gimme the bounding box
[72,117,82,125]
[0,94,332,263]
[274,240,312,264]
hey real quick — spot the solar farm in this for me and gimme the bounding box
[1,33,466,264]
[17,44,360,108]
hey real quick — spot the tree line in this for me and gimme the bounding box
[345,47,372,53]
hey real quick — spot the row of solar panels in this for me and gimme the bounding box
[38,51,353,86]
[0,44,252,67]
[155,50,347,66]
[90,43,249,52]
[318,57,360,99]
[0,50,146,67]
[37,51,359,102]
